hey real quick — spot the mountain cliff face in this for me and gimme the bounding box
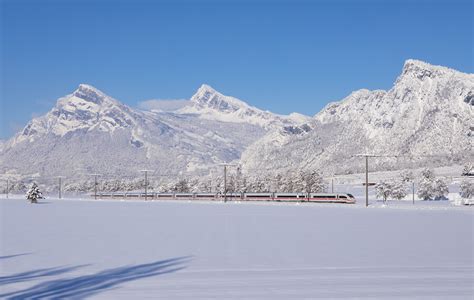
[240,60,474,175]
[1,59,472,180]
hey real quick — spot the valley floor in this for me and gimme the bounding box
[0,197,473,299]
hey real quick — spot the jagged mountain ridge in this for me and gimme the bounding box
[240,59,474,175]
[179,84,311,128]
[1,84,299,178]
[1,59,472,180]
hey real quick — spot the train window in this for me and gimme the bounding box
[312,195,336,198]
[339,195,347,199]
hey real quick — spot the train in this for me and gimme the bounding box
[93,192,356,204]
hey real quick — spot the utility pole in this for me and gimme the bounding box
[94,174,98,200]
[219,163,237,202]
[224,165,227,202]
[6,179,9,199]
[365,156,369,207]
[87,174,101,200]
[139,170,154,200]
[57,176,63,199]
[94,175,97,200]
[331,178,334,193]
[356,154,379,207]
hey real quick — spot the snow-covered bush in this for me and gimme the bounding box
[459,180,474,198]
[417,168,435,200]
[225,174,237,193]
[375,180,408,202]
[391,180,408,200]
[247,176,270,193]
[300,170,326,194]
[375,181,393,203]
[417,168,449,200]
[433,178,449,200]
[278,173,297,193]
[8,181,28,193]
[26,182,44,204]
[64,180,92,192]
[289,172,304,193]
[173,179,190,193]
[194,178,212,193]
[400,170,414,183]
[100,179,126,192]
[462,163,474,176]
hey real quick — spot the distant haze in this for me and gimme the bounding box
[138,99,190,112]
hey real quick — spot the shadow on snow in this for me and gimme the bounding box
[0,256,191,299]
[0,253,32,260]
[0,265,88,285]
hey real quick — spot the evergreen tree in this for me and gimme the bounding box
[26,182,43,204]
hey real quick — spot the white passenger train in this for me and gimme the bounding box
[95,192,356,204]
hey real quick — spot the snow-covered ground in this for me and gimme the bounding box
[1,197,473,299]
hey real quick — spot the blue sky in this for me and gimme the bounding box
[1,0,472,139]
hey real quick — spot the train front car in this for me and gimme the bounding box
[308,193,356,204]
[341,193,356,204]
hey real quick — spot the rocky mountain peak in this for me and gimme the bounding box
[399,59,464,82]
[189,84,249,113]
[71,83,111,105]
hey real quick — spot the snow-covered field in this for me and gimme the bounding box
[1,197,473,299]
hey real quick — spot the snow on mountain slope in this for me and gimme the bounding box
[240,59,474,175]
[13,84,138,145]
[178,84,310,128]
[0,84,272,178]
[1,60,471,180]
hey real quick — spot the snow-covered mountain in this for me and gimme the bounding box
[0,84,300,178]
[1,59,472,180]
[240,59,474,175]
[178,84,311,128]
